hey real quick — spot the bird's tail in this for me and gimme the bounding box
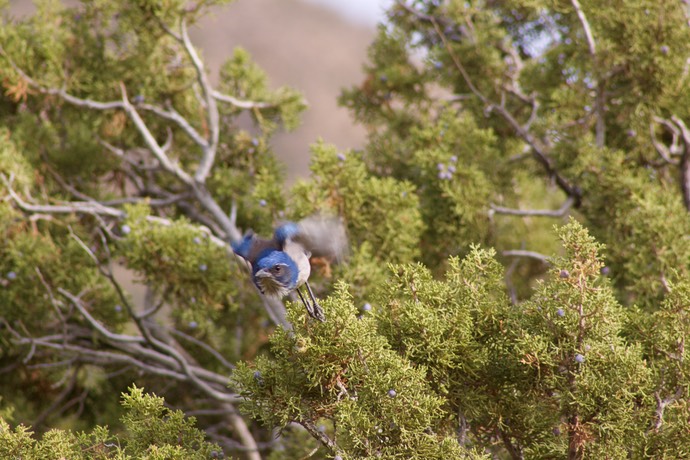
[295,215,348,262]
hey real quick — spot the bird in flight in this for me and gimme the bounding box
[232,216,347,322]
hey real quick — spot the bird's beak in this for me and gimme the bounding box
[253,269,288,297]
[254,268,271,279]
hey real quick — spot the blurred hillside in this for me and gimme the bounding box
[9,0,375,181]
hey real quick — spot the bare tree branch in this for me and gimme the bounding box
[57,288,145,345]
[569,0,607,148]
[672,115,690,211]
[118,83,195,185]
[211,90,276,110]
[650,119,681,166]
[138,287,169,320]
[502,250,551,265]
[2,48,242,242]
[190,184,242,242]
[651,386,684,431]
[138,101,209,149]
[205,420,276,456]
[13,335,239,401]
[32,368,79,429]
[37,287,239,400]
[98,138,162,172]
[396,2,581,202]
[491,197,574,218]
[35,267,68,334]
[299,418,338,452]
[497,425,524,460]
[179,20,219,184]
[227,409,262,460]
[170,328,236,371]
[570,0,596,57]
[2,173,124,218]
[3,175,232,250]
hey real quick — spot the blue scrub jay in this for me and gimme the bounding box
[232,216,347,322]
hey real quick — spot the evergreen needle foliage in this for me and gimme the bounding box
[1,1,690,459]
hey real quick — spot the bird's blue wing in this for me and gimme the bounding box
[273,222,299,247]
[231,233,255,260]
[233,232,280,268]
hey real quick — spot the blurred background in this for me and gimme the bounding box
[9,0,393,182]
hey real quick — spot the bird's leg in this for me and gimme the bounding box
[296,287,316,319]
[304,281,325,322]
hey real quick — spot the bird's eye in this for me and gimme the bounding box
[272,266,282,273]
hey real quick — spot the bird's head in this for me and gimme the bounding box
[252,249,299,298]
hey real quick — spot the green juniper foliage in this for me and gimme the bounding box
[232,283,486,460]
[0,386,223,459]
[2,0,690,459]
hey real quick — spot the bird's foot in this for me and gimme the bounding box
[303,297,316,318]
[303,281,325,322]
[297,286,325,322]
[310,301,326,322]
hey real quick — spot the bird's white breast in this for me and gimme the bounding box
[283,240,311,287]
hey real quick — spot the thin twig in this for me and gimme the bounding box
[35,267,67,335]
[98,138,161,171]
[226,408,262,460]
[2,173,122,218]
[137,288,169,319]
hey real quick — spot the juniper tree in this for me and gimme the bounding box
[1,1,690,459]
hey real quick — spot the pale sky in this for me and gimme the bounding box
[303,0,394,27]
